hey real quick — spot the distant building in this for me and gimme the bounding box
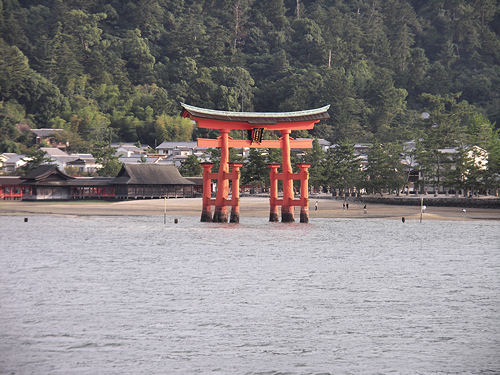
[329,142,371,170]
[111,143,148,158]
[294,138,331,153]
[317,138,331,152]
[0,176,27,199]
[155,141,209,166]
[466,145,488,170]
[65,154,101,175]
[156,141,198,156]
[114,164,195,199]
[2,164,196,200]
[0,153,29,174]
[40,147,101,174]
[31,128,67,149]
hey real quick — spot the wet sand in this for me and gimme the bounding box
[1,198,499,221]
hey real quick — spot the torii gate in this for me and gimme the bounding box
[181,103,330,223]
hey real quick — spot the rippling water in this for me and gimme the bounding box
[1,215,499,374]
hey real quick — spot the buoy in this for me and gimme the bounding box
[402,217,405,223]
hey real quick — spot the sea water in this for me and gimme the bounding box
[0,215,499,374]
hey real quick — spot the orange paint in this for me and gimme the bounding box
[267,164,280,222]
[297,164,311,223]
[191,117,319,131]
[197,138,313,149]
[213,129,230,222]
[280,129,295,222]
[229,163,243,223]
[201,163,214,222]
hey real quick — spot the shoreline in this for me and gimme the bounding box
[1,197,499,221]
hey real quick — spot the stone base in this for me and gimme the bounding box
[269,212,279,222]
[201,210,212,222]
[213,210,228,223]
[229,211,239,223]
[300,211,309,223]
[281,211,295,223]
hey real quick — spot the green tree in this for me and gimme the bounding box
[0,100,26,150]
[365,142,406,195]
[416,93,479,192]
[123,29,155,84]
[241,149,268,188]
[19,147,52,175]
[154,114,194,143]
[302,139,325,190]
[92,141,121,177]
[323,141,362,196]
[178,154,202,177]
[289,18,325,65]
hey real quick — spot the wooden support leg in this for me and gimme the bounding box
[201,163,213,222]
[229,163,243,223]
[297,163,310,223]
[268,164,280,222]
[281,129,294,222]
[213,129,230,222]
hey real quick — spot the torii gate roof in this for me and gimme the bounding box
[181,103,330,125]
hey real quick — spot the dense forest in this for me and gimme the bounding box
[1,0,499,174]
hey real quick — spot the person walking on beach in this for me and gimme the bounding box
[363,204,367,214]
[342,202,345,210]
[315,201,318,211]
[346,203,349,210]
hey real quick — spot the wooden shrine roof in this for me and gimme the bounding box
[0,176,23,185]
[114,164,195,185]
[181,103,330,125]
[23,164,75,182]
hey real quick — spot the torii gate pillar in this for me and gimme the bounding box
[200,159,243,223]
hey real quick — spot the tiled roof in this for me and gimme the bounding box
[156,141,198,149]
[23,164,74,181]
[31,128,64,137]
[0,176,23,184]
[181,103,330,124]
[114,164,194,185]
[41,147,69,156]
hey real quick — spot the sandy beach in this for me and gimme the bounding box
[1,197,499,221]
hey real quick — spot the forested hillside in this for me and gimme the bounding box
[1,0,499,153]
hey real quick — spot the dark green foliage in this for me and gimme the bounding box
[241,149,268,187]
[92,140,122,176]
[19,147,52,175]
[178,154,202,177]
[365,142,406,196]
[301,138,325,189]
[323,140,363,194]
[0,0,497,156]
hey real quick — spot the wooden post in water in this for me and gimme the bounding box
[229,162,244,223]
[297,163,311,223]
[268,164,280,222]
[164,196,167,224]
[200,163,214,222]
[280,129,295,222]
[420,196,423,223]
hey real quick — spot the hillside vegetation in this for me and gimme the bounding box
[1,0,499,154]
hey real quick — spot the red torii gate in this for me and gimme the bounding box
[181,103,330,223]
